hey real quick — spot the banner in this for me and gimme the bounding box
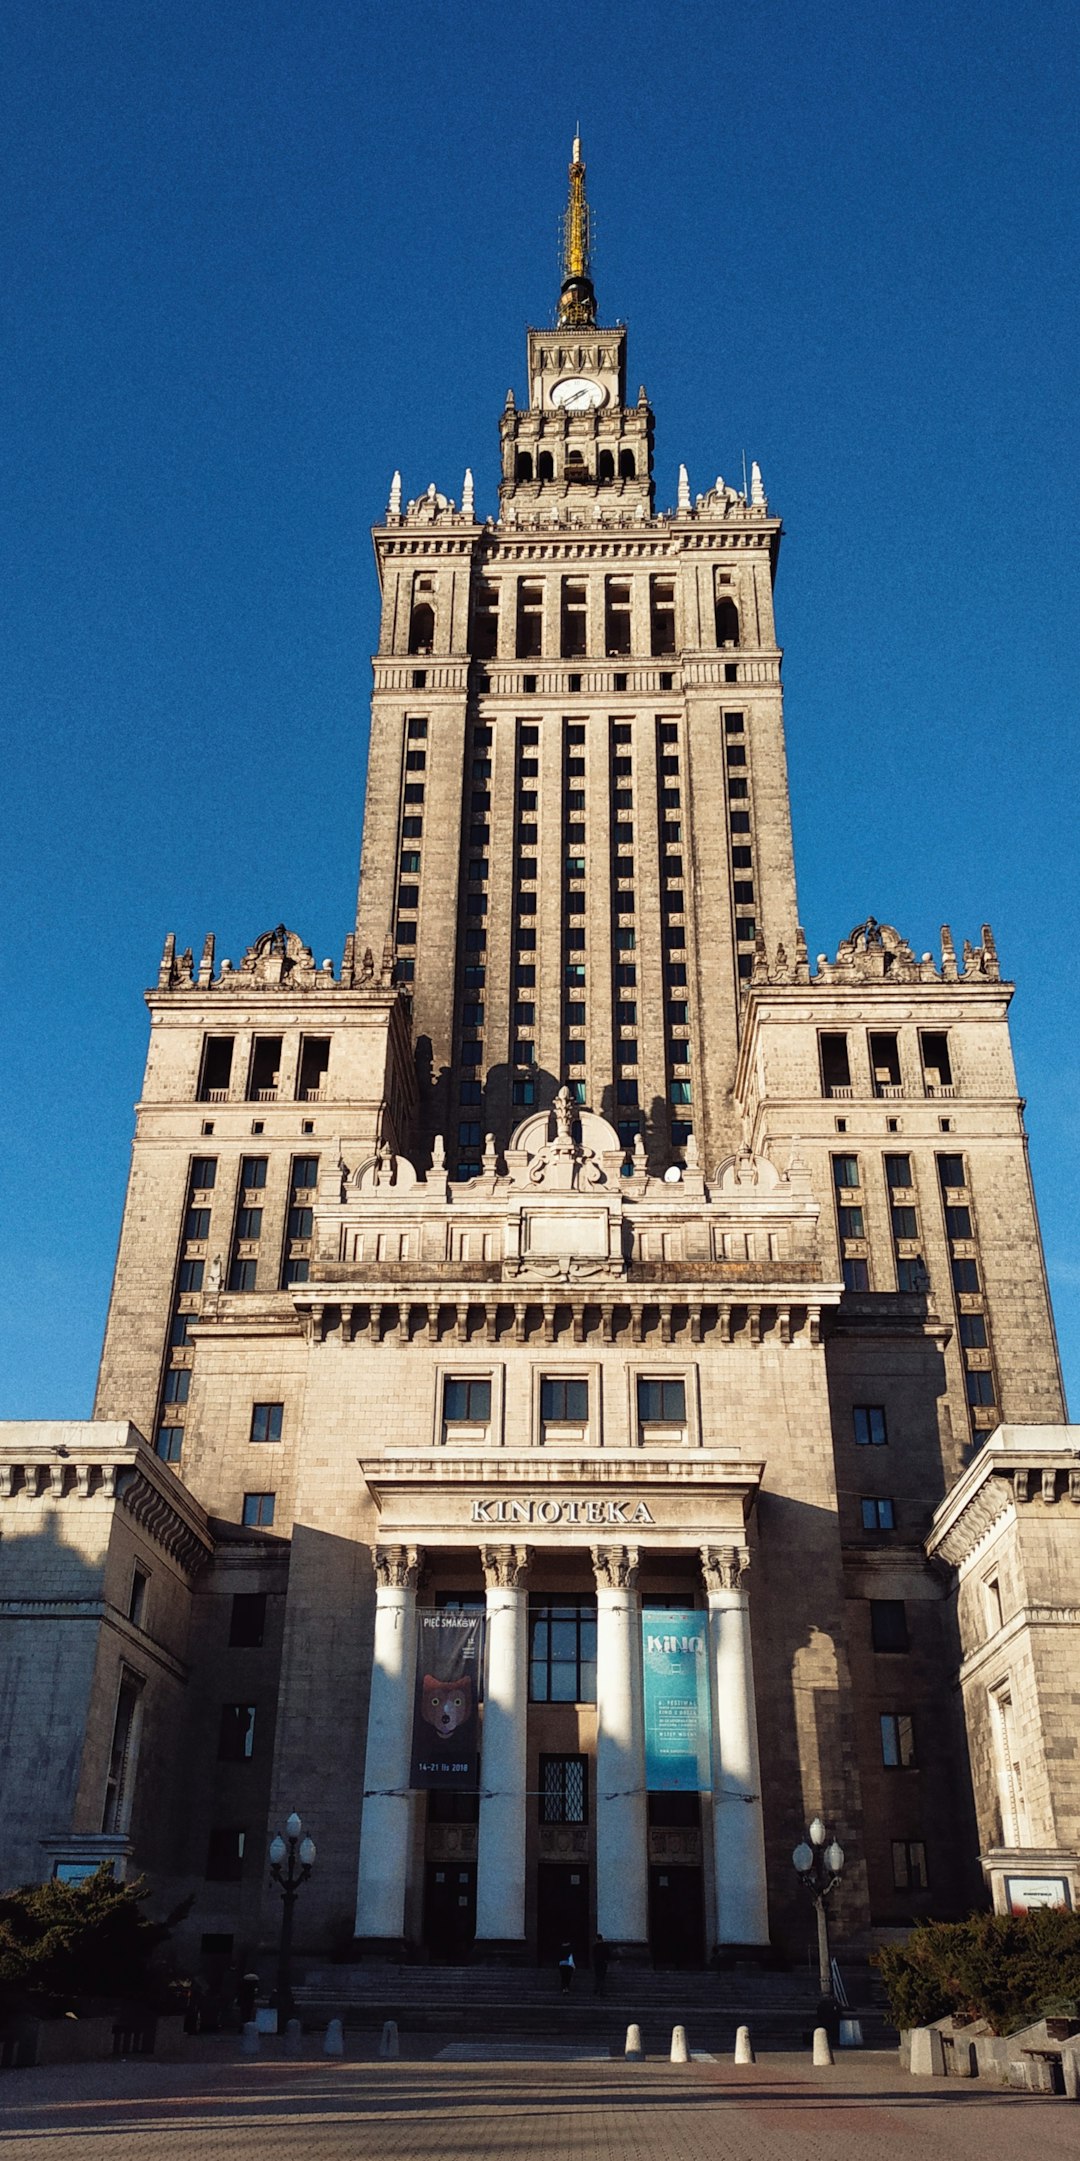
[641,1608,712,1791]
[410,1612,484,1790]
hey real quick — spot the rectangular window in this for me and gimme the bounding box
[832,1154,860,1189]
[128,1566,149,1626]
[869,1031,902,1091]
[854,1405,887,1447]
[247,1036,282,1101]
[101,1671,143,1834]
[937,1153,966,1190]
[163,1368,190,1405]
[443,1378,492,1427]
[235,1207,262,1240]
[184,1207,211,1241]
[540,1376,589,1436]
[229,1592,267,1647]
[199,1038,234,1101]
[861,1496,895,1531]
[517,580,543,658]
[605,578,632,656]
[170,1314,192,1350]
[959,1313,988,1349]
[250,1402,283,1445]
[966,1369,996,1406]
[891,1206,919,1239]
[218,1704,256,1762]
[892,1839,928,1891]
[242,1492,276,1529]
[881,1712,916,1767]
[228,1258,258,1292]
[871,1599,909,1652]
[205,1826,246,1882]
[842,1257,870,1290]
[838,1206,865,1238]
[156,1427,183,1463]
[946,1206,973,1239]
[820,1033,852,1094]
[529,1598,597,1703]
[539,1754,588,1824]
[921,1031,953,1090]
[951,1257,981,1292]
[885,1154,912,1188]
[190,1158,217,1189]
[637,1378,687,1424]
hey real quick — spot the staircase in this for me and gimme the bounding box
[294,1959,894,2052]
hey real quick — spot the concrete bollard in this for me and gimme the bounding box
[379,2019,399,2059]
[624,2022,644,2059]
[812,2026,833,2067]
[1061,2049,1080,2101]
[670,2024,689,2064]
[324,2017,344,2057]
[734,2025,755,2064]
[284,2018,302,2058]
[908,2025,946,2077]
[240,2021,260,2056]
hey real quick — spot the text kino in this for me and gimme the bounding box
[469,1497,655,1527]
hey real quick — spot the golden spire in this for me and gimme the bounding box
[558,132,596,327]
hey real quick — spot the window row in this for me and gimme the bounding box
[821,1029,954,1101]
[198,1036,330,1104]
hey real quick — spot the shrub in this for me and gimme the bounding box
[874,1909,1080,2034]
[0,1868,190,2016]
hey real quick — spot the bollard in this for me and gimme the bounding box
[241,2020,260,2056]
[1062,2049,1079,2101]
[624,2022,644,2060]
[324,2017,344,2058]
[379,2018,399,2059]
[734,2025,754,2064]
[908,2026,945,2077]
[812,2026,833,2067]
[670,2024,689,2064]
[284,2018,302,2058]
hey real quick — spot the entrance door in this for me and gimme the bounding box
[649,1867,705,1968]
[424,1862,476,1960]
[537,1863,590,1968]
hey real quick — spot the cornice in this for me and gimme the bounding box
[0,1423,213,1581]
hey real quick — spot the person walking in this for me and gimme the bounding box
[592,1933,609,1996]
[558,1940,575,1993]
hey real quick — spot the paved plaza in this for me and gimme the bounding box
[0,2047,1077,2161]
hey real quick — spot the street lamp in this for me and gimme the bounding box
[792,1815,845,2005]
[269,1810,316,2024]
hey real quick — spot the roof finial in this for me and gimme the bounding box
[558,133,596,327]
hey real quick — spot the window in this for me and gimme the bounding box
[869,1031,902,1092]
[242,1492,276,1529]
[240,1157,267,1190]
[951,1257,981,1293]
[405,782,425,803]
[191,1158,217,1189]
[157,1427,183,1463]
[247,1036,282,1101]
[842,1257,870,1290]
[820,1033,852,1094]
[716,595,740,647]
[539,1754,588,1824]
[959,1313,988,1349]
[870,1599,909,1652]
[921,1031,953,1091]
[205,1826,246,1882]
[101,1671,143,1834]
[650,577,676,655]
[562,579,588,658]
[540,1376,589,1437]
[616,963,636,987]
[605,578,632,656]
[229,1592,267,1648]
[966,1369,996,1406]
[443,1378,492,1430]
[861,1497,895,1531]
[670,1080,692,1104]
[228,1258,257,1292]
[885,1154,912,1188]
[937,1153,966,1190]
[407,716,428,738]
[250,1402,283,1445]
[891,1206,919,1239]
[637,1378,687,1428]
[163,1368,190,1405]
[838,1206,865,1238]
[892,1840,928,1891]
[402,815,423,838]
[881,1712,916,1767]
[184,1207,211,1241]
[199,1038,234,1100]
[517,581,543,658]
[235,1207,262,1240]
[218,1704,256,1762]
[854,1405,887,1447]
[529,1599,597,1702]
[983,1576,1003,1633]
[405,750,426,773]
[128,1566,149,1627]
[946,1206,973,1239]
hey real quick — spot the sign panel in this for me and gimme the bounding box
[641,1608,712,1792]
[410,1612,484,1791]
[1005,1875,1072,1913]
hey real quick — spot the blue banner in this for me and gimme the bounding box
[641,1609,712,1791]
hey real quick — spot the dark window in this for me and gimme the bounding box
[730,811,751,831]
[619,448,636,479]
[946,1206,973,1239]
[951,1257,981,1292]
[966,1369,996,1406]
[287,1206,313,1239]
[228,1258,258,1292]
[405,782,425,803]
[250,1402,283,1445]
[650,577,676,656]
[897,1258,930,1292]
[871,1599,909,1652]
[733,881,754,905]
[397,884,419,911]
[247,1037,282,1100]
[444,1378,492,1424]
[128,1566,149,1625]
[937,1154,966,1190]
[408,601,435,655]
[156,1427,183,1463]
[637,1378,687,1423]
[242,1492,276,1529]
[539,1754,588,1823]
[731,846,752,867]
[240,1158,267,1190]
[617,1001,638,1025]
[861,1496,895,1531]
[881,1712,916,1767]
[616,964,637,987]
[517,581,543,658]
[870,1032,902,1090]
[185,1207,211,1241]
[724,712,745,733]
[921,1031,953,1088]
[959,1313,988,1349]
[885,1155,912,1188]
[229,1592,267,1648]
[843,1257,870,1290]
[190,1158,217,1189]
[605,578,632,656]
[839,1207,865,1238]
[163,1368,190,1404]
[218,1704,256,1762]
[292,1159,318,1197]
[715,596,740,646]
[618,1040,638,1066]
[282,1258,309,1285]
[407,716,428,738]
[832,1155,860,1189]
[199,1038,234,1100]
[529,1598,597,1702]
[541,1377,589,1425]
[854,1405,888,1447]
[102,1673,143,1834]
[891,1206,919,1239]
[617,1079,639,1105]
[402,815,423,837]
[892,1839,928,1890]
[235,1207,262,1240]
[405,750,426,772]
[205,1826,246,1882]
[821,1033,852,1094]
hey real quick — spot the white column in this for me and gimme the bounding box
[703,1543,770,1945]
[355,1544,421,1940]
[474,1544,531,1944]
[593,1545,648,1948]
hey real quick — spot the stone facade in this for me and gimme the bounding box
[1,144,1074,1975]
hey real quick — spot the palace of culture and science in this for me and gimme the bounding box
[2,143,1077,1983]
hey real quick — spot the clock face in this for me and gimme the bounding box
[550,375,606,412]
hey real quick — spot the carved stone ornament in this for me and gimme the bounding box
[700,1543,751,1593]
[481,1543,533,1589]
[592,1543,640,1590]
[374,1543,422,1590]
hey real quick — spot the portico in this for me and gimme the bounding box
[355,1453,768,1963]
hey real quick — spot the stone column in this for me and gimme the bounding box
[702,1543,770,1946]
[474,1544,532,1947]
[355,1544,421,1943]
[593,1545,649,1950]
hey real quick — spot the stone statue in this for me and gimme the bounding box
[208,1253,223,1291]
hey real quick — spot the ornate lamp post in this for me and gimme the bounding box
[269,1810,316,2024]
[792,1815,845,2002]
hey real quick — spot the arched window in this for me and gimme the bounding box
[565,448,588,481]
[537,450,554,481]
[515,451,533,482]
[619,448,636,479]
[597,448,615,483]
[716,598,740,648]
[408,602,435,655]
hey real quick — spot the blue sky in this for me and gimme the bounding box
[2,0,1078,1415]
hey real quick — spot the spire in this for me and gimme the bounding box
[558,133,596,327]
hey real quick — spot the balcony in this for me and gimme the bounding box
[925,1082,956,1098]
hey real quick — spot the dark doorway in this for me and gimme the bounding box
[649,1867,705,1968]
[424,1862,476,1960]
[537,1863,590,1968]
